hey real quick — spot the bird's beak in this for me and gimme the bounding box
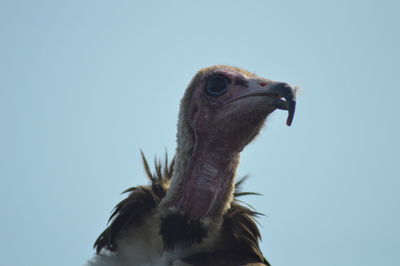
[227,81,297,126]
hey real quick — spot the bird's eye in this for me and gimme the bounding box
[206,75,229,96]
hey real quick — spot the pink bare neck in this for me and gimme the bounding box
[174,141,239,219]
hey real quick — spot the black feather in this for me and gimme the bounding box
[160,213,207,249]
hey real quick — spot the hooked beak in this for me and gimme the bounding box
[227,81,297,126]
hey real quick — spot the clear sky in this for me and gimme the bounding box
[1,1,399,265]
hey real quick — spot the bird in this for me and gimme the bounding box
[85,65,297,266]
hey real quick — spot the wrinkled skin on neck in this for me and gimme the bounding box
[174,142,239,219]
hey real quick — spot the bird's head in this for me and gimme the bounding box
[177,65,297,155]
[162,65,297,219]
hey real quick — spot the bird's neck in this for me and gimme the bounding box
[162,142,240,220]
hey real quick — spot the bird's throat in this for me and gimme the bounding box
[173,144,239,219]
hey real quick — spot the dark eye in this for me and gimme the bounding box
[206,75,229,96]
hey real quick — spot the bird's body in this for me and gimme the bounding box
[86,65,297,266]
[87,159,267,266]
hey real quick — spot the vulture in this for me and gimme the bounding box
[86,65,297,266]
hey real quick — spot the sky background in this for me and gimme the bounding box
[1,1,399,266]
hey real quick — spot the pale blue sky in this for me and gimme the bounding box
[1,1,399,266]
